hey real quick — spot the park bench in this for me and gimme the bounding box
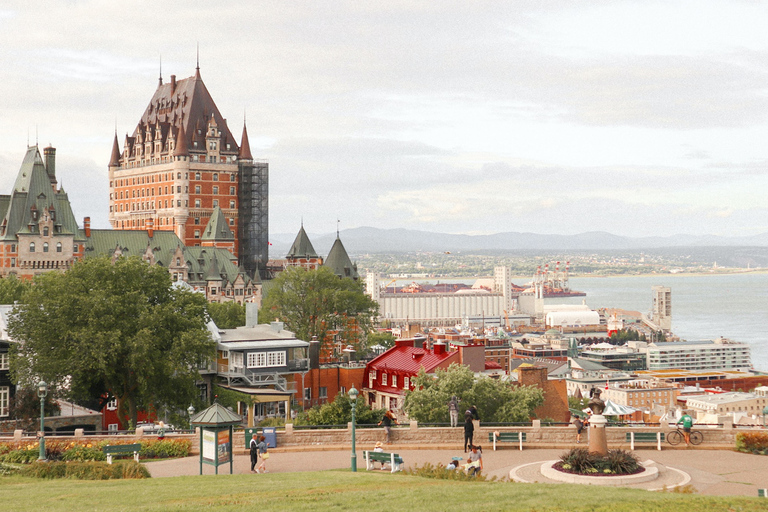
[103,443,141,464]
[626,432,665,451]
[758,488,767,498]
[489,431,526,451]
[363,450,403,473]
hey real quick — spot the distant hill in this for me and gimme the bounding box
[269,227,768,256]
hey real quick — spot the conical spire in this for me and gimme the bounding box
[109,132,121,167]
[287,225,318,259]
[173,125,189,157]
[324,234,359,280]
[239,122,253,160]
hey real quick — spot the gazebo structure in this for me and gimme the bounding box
[190,402,243,475]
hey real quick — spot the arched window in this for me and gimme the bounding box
[56,242,62,253]
[29,242,35,252]
[43,226,49,236]
[43,243,49,253]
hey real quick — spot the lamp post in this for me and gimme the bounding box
[349,385,359,472]
[37,381,47,461]
[187,404,196,430]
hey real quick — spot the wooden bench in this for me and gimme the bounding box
[626,432,664,451]
[363,450,403,473]
[103,443,141,464]
[489,432,526,451]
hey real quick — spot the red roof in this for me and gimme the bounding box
[485,361,503,370]
[367,345,458,374]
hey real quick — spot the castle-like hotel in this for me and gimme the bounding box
[0,65,357,303]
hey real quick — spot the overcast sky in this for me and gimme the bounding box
[2,1,768,239]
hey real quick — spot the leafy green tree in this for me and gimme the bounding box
[0,275,31,304]
[8,386,61,431]
[366,331,396,351]
[8,256,215,429]
[404,363,544,423]
[207,301,246,329]
[260,266,379,351]
[300,392,383,426]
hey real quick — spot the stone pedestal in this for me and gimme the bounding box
[588,414,608,456]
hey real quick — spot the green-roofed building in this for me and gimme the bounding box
[1,145,259,304]
[324,234,359,280]
[0,145,86,278]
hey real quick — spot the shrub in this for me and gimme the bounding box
[558,448,641,475]
[404,462,501,482]
[735,432,768,455]
[60,444,106,462]
[19,460,150,480]
[139,439,191,459]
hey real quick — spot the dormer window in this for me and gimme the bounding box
[43,226,49,237]
[31,210,39,221]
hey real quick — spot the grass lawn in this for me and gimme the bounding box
[2,470,768,512]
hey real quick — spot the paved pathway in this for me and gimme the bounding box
[145,446,768,497]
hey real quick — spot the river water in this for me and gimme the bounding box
[558,273,768,372]
[386,273,768,372]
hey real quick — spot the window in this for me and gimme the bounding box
[247,352,266,368]
[230,200,236,209]
[0,352,8,370]
[194,230,200,239]
[43,226,49,236]
[213,173,219,181]
[212,186,218,195]
[230,186,235,195]
[195,199,201,208]
[391,375,397,388]
[212,200,218,207]
[195,172,201,180]
[0,386,8,417]
[195,185,201,194]
[403,377,409,390]
[304,388,312,401]
[29,242,35,253]
[43,243,48,253]
[319,387,328,399]
[106,398,117,411]
[382,373,388,386]
[108,423,118,432]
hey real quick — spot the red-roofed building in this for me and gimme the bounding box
[362,337,459,418]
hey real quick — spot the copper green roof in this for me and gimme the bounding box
[190,402,242,426]
[324,236,358,280]
[1,146,83,242]
[201,206,234,241]
[286,225,318,259]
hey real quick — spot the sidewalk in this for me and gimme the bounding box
[145,446,768,497]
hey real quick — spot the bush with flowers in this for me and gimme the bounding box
[0,437,191,464]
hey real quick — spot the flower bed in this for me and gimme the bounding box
[735,432,768,455]
[555,448,644,476]
[0,438,191,464]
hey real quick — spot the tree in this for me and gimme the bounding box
[7,386,60,431]
[207,301,246,329]
[300,392,383,426]
[404,363,544,423]
[0,275,31,304]
[367,331,396,351]
[259,266,379,351]
[8,256,216,429]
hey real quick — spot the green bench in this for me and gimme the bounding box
[489,432,526,451]
[626,432,664,451]
[758,488,767,498]
[103,443,141,464]
[363,450,404,473]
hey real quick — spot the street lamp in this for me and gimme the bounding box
[37,381,47,461]
[187,404,196,430]
[348,385,359,472]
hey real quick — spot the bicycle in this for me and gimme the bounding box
[667,426,703,446]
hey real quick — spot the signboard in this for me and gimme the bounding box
[217,430,230,464]
[202,429,216,463]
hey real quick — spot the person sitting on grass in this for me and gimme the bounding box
[463,445,483,476]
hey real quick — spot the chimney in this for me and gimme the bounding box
[270,321,284,333]
[309,336,320,370]
[170,75,176,93]
[44,146,56,182]
[395,338,412,348]
[146,217,154,238]
[245,301,259,327]
[84,217,91,238]
[433,342,446,355]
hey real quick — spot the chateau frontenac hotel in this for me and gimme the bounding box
[0,65,269,304]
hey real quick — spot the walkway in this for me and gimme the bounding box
[145,446,768,497]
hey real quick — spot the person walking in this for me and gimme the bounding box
[249,434,259,472]
[256,435,269,473]
[469,405,480,431]
[463,414,474,452]
[378,410,398,444]
[448,396,459,427]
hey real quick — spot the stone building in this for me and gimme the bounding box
[108,65,269,279]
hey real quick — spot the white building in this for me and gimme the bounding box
[685,392,768,423]
[647,338,751,371]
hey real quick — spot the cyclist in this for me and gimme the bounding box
[676,413,694,446]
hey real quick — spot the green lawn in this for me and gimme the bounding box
[2,471,768,512]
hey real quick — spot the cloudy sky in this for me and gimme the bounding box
[2,1,768,239]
